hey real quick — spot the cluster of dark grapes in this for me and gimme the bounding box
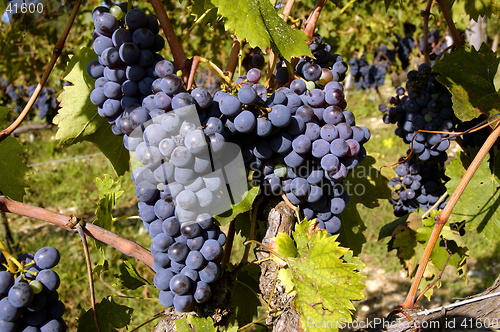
[380,63,458,216]
[348,54,388,90]
[0,247,66,332]
[388,157,447,216]
[123,61,235,312]
[87,4,166,135]
[212,43,370,234]
[419,29,450,65]
[380,63,457,162]
[0,80,60,122]
[456,116,492,150]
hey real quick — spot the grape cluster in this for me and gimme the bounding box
[348,55,388,90]
[419,29,450,65]
[0,247,66,332]
[388,157,447,217]
[213,52,370,234]
[87,4,166,135]
[380,63,457,162]
[125,88,239,312]
[456,116,493,150]
[0,80,60,121]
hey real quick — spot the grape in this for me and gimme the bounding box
[200,239,222,261]
[247,68,262,83]
[185,251,206,270]
[291,178,309,197]
[302,62,322,81]
[284,151,304,168]
[330,139,349,157]
[100,47,121,68]
[8,282,34,308]
[34,247,60,270]
[104,66,126,83]
[275,67,290,84]
[35,270,60,293]
[320,124,338,142]
[94,12,118,36]
[93,36,114,56]
[112,28,132,48]
[160,75,183,95]
[234,110,257,133]
[269,105,291,127]
[238,85,257,104]
[0,298,20,322]
[199,262,218,283]
[125,8,147,30]
[173,294,194,312]
[290,79,306,95]
[219,95,242,116]
[306,89,325,107]
[204,117,223,136]
[193,281,212,303]
[0,271,14,295]
[321,154,339,172]
[191,87,212,109]
[132,28,154,49]
[119,42,140,64]
[252,54,265,67]
[154,269,175,290]
[292,135,311,154]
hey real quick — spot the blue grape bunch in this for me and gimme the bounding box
[0,247,66,332]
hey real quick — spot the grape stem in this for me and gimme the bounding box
[225,36,241,81]
[221,218,236,269]
[198,57,238,90]
[304,0,328,41]
[150,0,191,82]
[0,239,16,273]
[239,196,264,267]
[421,0,434,65]
[401,121,500,309]
[0,196,154,269]
[435,0,463,47]
[75,222,102,332]
[0,0,83,142]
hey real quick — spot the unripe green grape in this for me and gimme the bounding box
[273,164,287,177]
[306,81,315,91]
[110,6,124,20]
[29,280,43,294]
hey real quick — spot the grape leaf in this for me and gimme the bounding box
[275,219,365,332]
[229,265,262,327]
[214,185,260,226]
[463,0,500,21]
[445,150,500,242]
[112,260,149,291]
[337,203,367,256]
[77,297,133,332]
[94,175,123,251]
[176,316,217,332]
[54,47,130,176]
[210,0,311,60]
[378,214,410,240]
[433,44,500,122]
[189,0,218,24]
[0,107,30,201]
[344,154,392,208]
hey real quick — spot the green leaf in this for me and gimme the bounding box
[214,185,260,226]
[174,316,217,332]
[229,265,262,327]
[0,0,7,16]
[271,232,298,258]
[0,108,30,201]
[77,297,133,332]
[54,47,130,176]
[384,0,394,11]
[378,214,410,240]
[226,327,239,332]
[277,220,365,332]
[344,154,392,208]
[433,44,500,122]
[463,0,500,21]
[94,175,123,250]
[445,150,500,242]
[337,203,367,256]
[112,260,149,291]
[210,0,311,61]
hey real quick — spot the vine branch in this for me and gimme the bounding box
[150,0,191,82]
[0,196,154,269]
[435,0,463,47]
[401,121,500,309]
[304,0,328,41]
[421,0,434,65]
[0,0,83,142]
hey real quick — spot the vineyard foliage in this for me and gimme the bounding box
[1,0,500,331]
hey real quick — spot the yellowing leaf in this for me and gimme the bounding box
[275,220,365,332]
